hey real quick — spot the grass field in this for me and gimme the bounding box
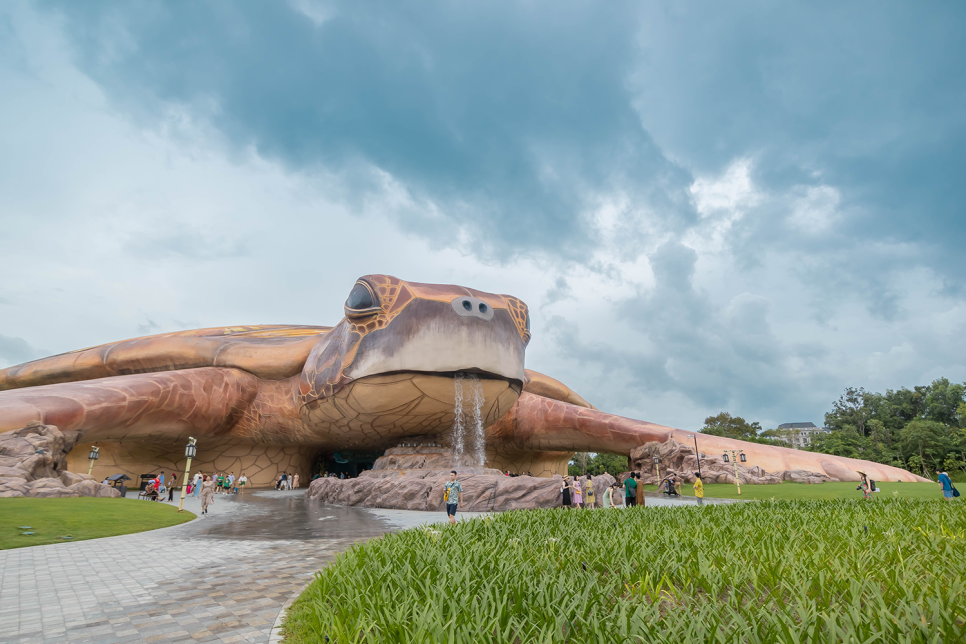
[0,498,195,549]
[285,499,965,643]
[642,480,945,501]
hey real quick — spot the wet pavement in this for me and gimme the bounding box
[0,491,485,644]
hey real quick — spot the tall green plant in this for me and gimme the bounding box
[285,500,966,643]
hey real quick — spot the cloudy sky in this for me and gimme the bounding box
[2,1,964,431]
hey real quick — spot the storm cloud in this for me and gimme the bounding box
[2,0,964,429]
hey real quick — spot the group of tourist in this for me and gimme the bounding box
[561,471,706,508]
[185,471,248,496]
[313,472,350,480]
[560,474,628,509]
[273,472,300,490]
[182,471,247,514]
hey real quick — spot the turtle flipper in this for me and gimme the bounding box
[489,392,929,483]
[523,369,596,409]
[0,325,329,392]
[0,367,262,442]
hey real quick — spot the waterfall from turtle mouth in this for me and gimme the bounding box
[453,373,486,469]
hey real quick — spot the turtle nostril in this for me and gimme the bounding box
[462,300,472,311]
[478,303,487,314]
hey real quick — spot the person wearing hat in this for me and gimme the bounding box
[857,472,872,500]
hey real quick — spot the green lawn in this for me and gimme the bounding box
[641,480,945,501]
[285,499,965,643]
[0,497,195,549]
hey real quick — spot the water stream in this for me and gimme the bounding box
[452,373,486,469]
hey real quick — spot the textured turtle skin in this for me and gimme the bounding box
[0,275,927,485]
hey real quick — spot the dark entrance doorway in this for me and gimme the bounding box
[313,451,381,479]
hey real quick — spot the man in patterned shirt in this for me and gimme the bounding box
[443,470,464,524]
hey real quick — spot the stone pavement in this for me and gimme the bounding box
[0,487,713,644]
[0,490,480,644]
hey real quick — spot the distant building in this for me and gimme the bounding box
[778,422,830,449]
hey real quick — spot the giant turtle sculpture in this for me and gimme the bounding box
[0,275,924,486]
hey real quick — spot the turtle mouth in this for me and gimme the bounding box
[374,369,522,389]
[299,370,523,448]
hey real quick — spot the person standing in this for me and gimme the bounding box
[585,476,595,509]
[693,473,704,506]
[216,472,225,493]
[635,473,645,507]
[237,473,248,495]
[443,470,464,525]
[193,471,203,497]
[200,475,216,514]
[937,470,955,500]
[293,473,300,489]
[624,473,638,507]
[167,473,177,502]
[602,483,613,509]
[228,472,235,494]
[572,477,583,509]
[561,476,573,509]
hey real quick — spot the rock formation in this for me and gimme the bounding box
[0,422,120,498]
[306,472,563,511]
[627,440,832,485]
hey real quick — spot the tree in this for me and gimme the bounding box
[808,428,868,459]
[825,387,874,436]
[569,452,592,476]
[701,412,761,440]
[899,420,951,476]
[569,452,629,476]
[758,428,794,446]
[923,378,966,427]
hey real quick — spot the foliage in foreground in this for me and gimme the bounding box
[285,500,965,643]
[0,497,194,549]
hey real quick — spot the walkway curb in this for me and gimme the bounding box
[268,577,315,644]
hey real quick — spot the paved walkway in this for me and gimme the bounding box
[0,491,482,644]
[0,488,719,644]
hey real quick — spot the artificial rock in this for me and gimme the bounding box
[306,473,562,511]
[0,422,119,498]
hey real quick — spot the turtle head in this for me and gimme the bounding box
[298,275,530,446]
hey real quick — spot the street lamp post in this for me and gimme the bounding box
[87,446,99,475]
[652,456,660,483]
[686,434,702,479]
[178,437,198,513]
[722,449,746,495]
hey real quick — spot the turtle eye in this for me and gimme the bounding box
[345,281,380,318]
